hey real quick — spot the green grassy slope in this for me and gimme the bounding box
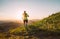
[33,12,60,31]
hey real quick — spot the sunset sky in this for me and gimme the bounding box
[0,0,60,21]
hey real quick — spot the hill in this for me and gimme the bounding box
[33,12,60,31]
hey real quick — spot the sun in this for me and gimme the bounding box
[16,10,23,21]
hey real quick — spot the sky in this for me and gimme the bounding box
[0,0,60,21]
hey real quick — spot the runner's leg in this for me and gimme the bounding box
[24,20,25,26]
[26,20,28,26]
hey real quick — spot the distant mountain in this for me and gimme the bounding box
[0,21,22,32]
[28,19,40,24]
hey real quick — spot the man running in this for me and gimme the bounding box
[22,11,29,26]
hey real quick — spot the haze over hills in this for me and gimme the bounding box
[0,20,22,32]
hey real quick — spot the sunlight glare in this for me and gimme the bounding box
[16,10,23,21]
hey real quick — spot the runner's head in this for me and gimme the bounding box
[24,11,26,13]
